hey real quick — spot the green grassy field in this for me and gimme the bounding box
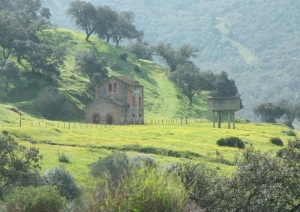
[1,116,295,191]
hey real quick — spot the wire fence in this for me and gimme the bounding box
[2,118,210,129]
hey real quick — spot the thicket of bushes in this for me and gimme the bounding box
[2,186,66,212]
[270,137,284,146]
[216,136,245,149]
[2,134,300,212]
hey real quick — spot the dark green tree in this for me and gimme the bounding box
[155,43,198,72]
[254,102,285,123]
[66,0,97,42]
[276,99,300,129]
[0,133,42,198]
[210,71,239,97]
[74,50,108,84]
[12,40,65,76]
[170,62,214,105]
[111,11,144,47]
[0,60,20,91]
[94,6,118,43]
[0,0,51,59]
[123,40,154,60]
[67,1,118,42]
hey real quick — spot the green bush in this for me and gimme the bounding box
[3,186,66,212]
[277,148,287,157]
[131,154,157,169]
[58,153,70,163]
[119,52,128,60]
[287,130,296,136]
[134,65,141,72]
[92,169,187,212]
[270,137,284,146]
[217,137,245,149]
[43,165,81,201]
[90,151,131,185]
[173,162,217,208]
[34,86,73,120]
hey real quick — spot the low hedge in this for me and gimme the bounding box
[270,137,284,146]
[217,137,245,149]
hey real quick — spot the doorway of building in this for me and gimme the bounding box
[106,114,113,125]
[93,114,100,124]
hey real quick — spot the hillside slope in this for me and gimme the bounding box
[0,28,209,123]
[44,0,300,120]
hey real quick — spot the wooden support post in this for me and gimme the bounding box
[218,112,221,128]
[228,112,231,129]
[213,112,216,128]
[233,112,236,129]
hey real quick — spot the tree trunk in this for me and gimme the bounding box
[4,79,9,91]
[85,33,91,42]
[116,39,120,47]
[189,96,193,105]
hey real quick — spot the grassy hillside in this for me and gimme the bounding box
[0,28,209,121]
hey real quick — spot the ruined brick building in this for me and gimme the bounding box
[85,76,144,124]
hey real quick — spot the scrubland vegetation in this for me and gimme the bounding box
[1,0,300,211]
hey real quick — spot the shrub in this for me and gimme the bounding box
[217,137,245,149]
[277,148,287,157]
[58,153,70,163]
[287,130,296,136]
[270,137,284,146]
[3,186,66,212]
[134,65,141,72]
[34,86,73,120]
[91,169,187,212]
[130,154,157,169]
[172,162,217,209]
[90,151,131,185]
[43,165,81,201]
[119,52,128,60]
